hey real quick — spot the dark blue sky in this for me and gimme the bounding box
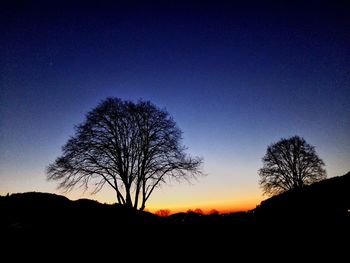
[1,1,349,210]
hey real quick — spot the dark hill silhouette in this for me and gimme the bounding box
[254,172,350,214]
[248,172,350,255]
[0,191,159,235]
[1,171,349,254]
[253,171,350,231]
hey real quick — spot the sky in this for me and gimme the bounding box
[1,1,349,213]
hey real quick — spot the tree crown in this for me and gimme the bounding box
[259,135,326,196]
[47,97,203,210]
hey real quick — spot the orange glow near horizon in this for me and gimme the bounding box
[0,169,265,215]
[146,196,263,214]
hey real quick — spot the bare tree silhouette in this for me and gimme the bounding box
[47,97,203,210]
[259,135,326,196]
[208,209,219,215]
[155,209,171,217]
[194,208,204,215]
[186,208,204,215]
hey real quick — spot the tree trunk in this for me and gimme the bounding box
[140,195,146,211]
[133,181,141,209]
[140,203,145,211]
[116,190,124,204]
[125,187,133,208]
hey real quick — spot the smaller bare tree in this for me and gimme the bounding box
[259,135,326,196]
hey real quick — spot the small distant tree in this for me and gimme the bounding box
[186,208,203,216]
[208,209,219,215]
[47,97,203,210]
[194,208,203,215]
[259,136,326,196]
[155,209,171,217]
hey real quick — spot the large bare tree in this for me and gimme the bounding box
[259,136,326,196]
[47,97,202,210]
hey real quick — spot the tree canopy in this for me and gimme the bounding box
[259,135,326,196]
[47,97,203,210]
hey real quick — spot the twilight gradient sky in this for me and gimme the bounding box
[1,1,349,212]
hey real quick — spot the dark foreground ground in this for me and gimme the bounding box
[1,172,349,257]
